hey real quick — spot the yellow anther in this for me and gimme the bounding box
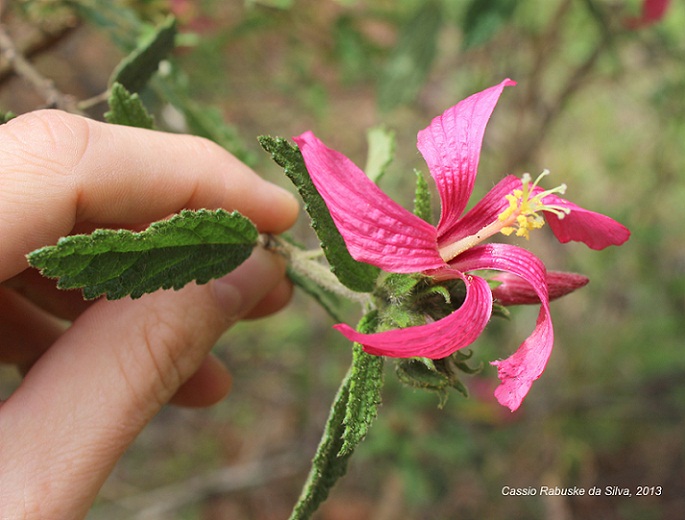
[496,170,569,240]
[438,171,571,263]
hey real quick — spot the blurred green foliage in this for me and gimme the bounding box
[2,0,684,518]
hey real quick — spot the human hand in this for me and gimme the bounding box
[0,110,299,518]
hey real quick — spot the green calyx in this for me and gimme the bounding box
[373,272,467,330]
[372,272,482,406]
[396,351,483,408]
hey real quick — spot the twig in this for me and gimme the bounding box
[0,23,82,113]
[0,20,79,87]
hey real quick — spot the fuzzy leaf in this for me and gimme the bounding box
[413,170,432,222]
[288,311,383,519]
[289,371,354,520]
[340,311,384,456]
[104,82,155,128]
[27,209,258,300]
[364,126,396,183]
[109,15,177,92]
[258,136,380,293]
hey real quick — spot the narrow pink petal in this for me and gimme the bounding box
[439,175,520,245]
[451,244,553,411]
[492,308,552,411]
[492,270,589,306]
[334,272,492,359]
[441,175,631,251]
[538,192,631,250]
[416,79,516,241]
[294,131,444,273]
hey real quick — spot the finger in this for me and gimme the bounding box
[1,255,293,323]
[168,276,294,408]
[0,110,299,281]
[169,354,232,407]
[243,275,294,319]
[2,268,93,321]
[0,287,65,367]
[0,261,292,370]
[0,248,285,517]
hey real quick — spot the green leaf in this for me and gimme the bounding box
[364,126,396,184]
[413,170,432,223]
[377,2,442,111]
[104,82,155,129]
[27,209,258,300]
[109,15,177,92]
[288,311,383,519]
[461,0,518,50]
[258,136,380,293]
[340,310,384,456]
[289,371,354,520]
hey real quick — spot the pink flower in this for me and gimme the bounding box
[624,0,671,29]
[293,79,630,411]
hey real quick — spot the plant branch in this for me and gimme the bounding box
[0,23,82,113]
[264,234,373,306]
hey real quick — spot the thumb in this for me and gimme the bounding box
[0,247,285,518]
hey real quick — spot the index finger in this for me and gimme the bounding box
[0,110,299,281]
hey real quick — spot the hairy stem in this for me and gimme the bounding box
[263,234,372,306]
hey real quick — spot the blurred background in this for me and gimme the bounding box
[1,0,684,518]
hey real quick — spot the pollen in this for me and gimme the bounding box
[497,171,570,240]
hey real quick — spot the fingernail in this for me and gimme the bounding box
[211,248,285,321]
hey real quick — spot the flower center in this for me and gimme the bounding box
[497,170,570,239]
[438,171,570,263]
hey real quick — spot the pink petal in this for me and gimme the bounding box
[439,175,520,245]
[451,244,553,411]
[441,175,631,251]
[294,131,444,273]
[334,271,493,359]
[540,193,631,250]
[416,79,516,242]
[492,271,589,306]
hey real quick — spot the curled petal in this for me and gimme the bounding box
[334,272,492,359]
[492,308,552,411]
[294,131,444,273]
[540,194,631,250]
[492,270,589,306]
[451,244,552,411]
[417,79,516,241]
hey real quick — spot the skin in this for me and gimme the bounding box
[0,110,300,518]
